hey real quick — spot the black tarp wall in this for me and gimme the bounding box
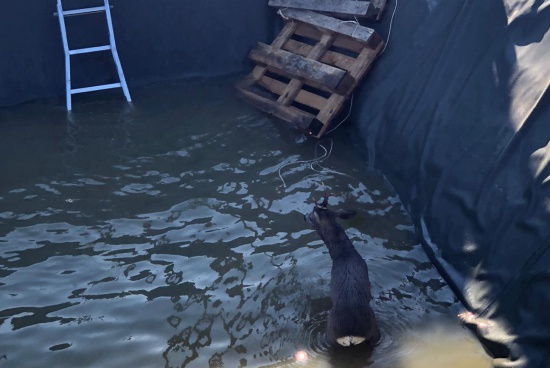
[0,0,273,107]
[353,0,550,367]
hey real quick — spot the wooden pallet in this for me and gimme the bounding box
[268,0,388,21]
[236,9,384,138]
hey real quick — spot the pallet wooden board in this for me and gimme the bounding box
[282,9,379,45]
[268,0,374,18]
[248,42,355,94]
[268,0,387,20]
[236,9,384,138]
[370,0,388,21]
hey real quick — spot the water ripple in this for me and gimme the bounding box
[0,77,489,368]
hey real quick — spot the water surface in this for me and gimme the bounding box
[0,77,490,367]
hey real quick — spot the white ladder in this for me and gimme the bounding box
[55,0,131,111]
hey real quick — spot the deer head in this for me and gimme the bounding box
[304,193,357,230]
[304,193,357,257]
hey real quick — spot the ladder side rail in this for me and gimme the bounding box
[103,0,131,102]
[56,0,72,110]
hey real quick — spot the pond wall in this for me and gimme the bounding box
[353,1,550,367]
[0,0,274,107]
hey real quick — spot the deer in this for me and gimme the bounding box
[304,193,380,347]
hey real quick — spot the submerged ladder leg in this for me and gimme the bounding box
[56,0,72,111]
[104,0,131,103]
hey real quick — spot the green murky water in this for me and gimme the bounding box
[0,76,490,368]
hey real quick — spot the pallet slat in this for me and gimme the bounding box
[250,22,300,84]
[282,9,378,44]
[371,0,388,21]
[256,75,328,111]
[277,33,334,106]
[237,77,315,129]
[315,44,382,136]
[283,39,357,71]
[248,42,354,94]
[294,23,379,54]
[268,0,386,20]
[268,0,374,18]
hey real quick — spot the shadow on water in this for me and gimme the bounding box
[0,76,491,367]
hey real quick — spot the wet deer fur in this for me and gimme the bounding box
[304,194,380,347]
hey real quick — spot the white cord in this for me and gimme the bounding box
[381,0,399,54]
[277,8,289,20]
[322,0,399,135]
[325,94,354,135]
[277,140,356,187]
[278,141,330,187]
[309,142,357,180]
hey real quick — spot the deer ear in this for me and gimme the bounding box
[336,210,357,219]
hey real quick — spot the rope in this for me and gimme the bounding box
[277,8,289,20]
[325,94,354,135]
[381,0,399,54]
[277,140,356,187]
[278,141,331,187]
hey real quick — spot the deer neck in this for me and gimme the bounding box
[316,225,355,260]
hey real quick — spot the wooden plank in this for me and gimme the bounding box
[304,32,334,60]
[291,24,384,69]
[268,0,372,17]
[294,87,328,111]
[314,44,382,137]
[348,43,382,80]
[371,0,388,20]
[270,20,299,49]
[256,75,327,111]
[278,79,304,106]
[236,84,314,130]
[294,22,383,54]
[315,94,345,136]
[278,33,334,106]
[250,21,299,83]
[283,39,357,71]
[294,22,323,43]
[248,42,354,94]
[282,39,312,58]
[282,9,377,44]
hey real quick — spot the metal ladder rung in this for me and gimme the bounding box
[62,6,106,16]
[71,83,122,95]
[69,45,111,55]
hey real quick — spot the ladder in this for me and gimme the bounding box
[55,0,131,111]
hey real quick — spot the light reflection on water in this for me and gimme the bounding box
[0,77,490,368]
